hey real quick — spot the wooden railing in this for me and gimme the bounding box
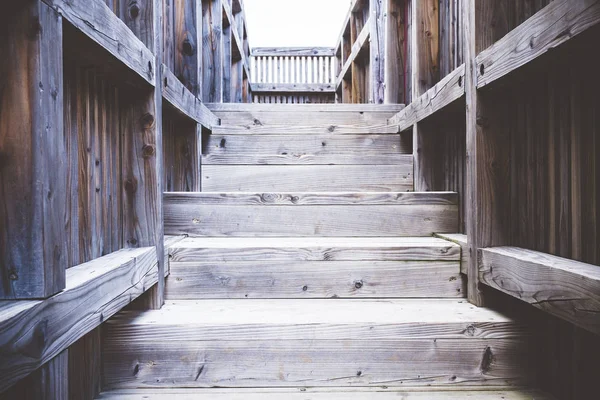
[250,48,336,103]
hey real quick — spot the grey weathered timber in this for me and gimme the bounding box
[163,192,457,237]
[389,64,465,131]
[201,154,411,165]
[169,237,461,263]
[207,103,405,112]
[369,0,385,104]
[0,2,67,299]
[162,64,220,128]
[96,388,555,399]
[0,247,158,393]
[204,134,406,156]
[251,83,335,93]
[252,47,336,57]
[435,233,468,275]
[202,0,223,102]
[201,165,413,192]
[476,0,600,88]
[174,0,199,95]
[166,261,463,299]
[211,124,398,135]
[479,247,600,335]
[102,299,532,388]
[42,0,155,85]
[336,24,370,89]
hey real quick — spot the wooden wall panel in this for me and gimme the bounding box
[163,108,200,192]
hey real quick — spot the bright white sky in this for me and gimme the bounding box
[243,0,352,48]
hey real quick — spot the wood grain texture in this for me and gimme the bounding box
[162,64,220,128]
[201,165,412,192]
[96,387,554,400]
[204,134,406,156]
[202,0,223,102]
[103,337,530,388]
[0,247,158,393]
[207,103,405,113]
[201,153,412,165]
[476,0,600,88]
[169,237,461,262]
[174,0,199,95]
[162,108,200,192]
[211,124,398,135]
[389,64,465,131]
[479,247,600,335]
[164,201,457,237]
[164,191,457,205]
[68,327,102,400]
[166,260,462,299]
[251,83,335,93]
[0,350,69,400]
[252,48,336,57]
[435,233,468,275]
[414,0,440,96]
[0,2,67,299]
[42,0,155,85]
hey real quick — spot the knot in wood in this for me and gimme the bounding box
[182,38,195,56]
[302,285,308,292]
[354,280,363,289]
[140,113,155,129]
[129,2,140,19]
[8,271,18,280]
[124,178,138,193]
[142,144,156,158]
[261,193,277,203]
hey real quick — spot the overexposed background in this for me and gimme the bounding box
[243,0,352,48]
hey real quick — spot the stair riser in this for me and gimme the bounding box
[102,339,532,389]
[201,165,413,192]
[205,134,409,156]
[164,204,457,237]
[165,261,464,299]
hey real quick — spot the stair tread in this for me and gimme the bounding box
[108,299,516,326]
[172,236,460,249]
[97,387,553,399]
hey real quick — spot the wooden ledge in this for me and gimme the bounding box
[479,247,600,335]
[42,0,155,86]
[389,64,465,131]
[162,65,220,129]
[435,233,468,275]
[251,83,336,93]
[476,0,600,88]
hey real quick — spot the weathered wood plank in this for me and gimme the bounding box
[174,0,200,95]
[43,0,155,85]
[211,124,398,135]
[202,0,223,102]
[413,0,440,96]
[251,83,336,93]
[369,0,385,104]
[68,327,102,400]
[206,103,405,113]
[201,165,413,192]
[0,247,158,393]
[164,202,457,237]
[204,134,406,156]
[201,153,411,165]
[162,64,220,128]
[336,23,370,90]
[166,261,463,299]
[389,64,465,131]
[104,337,530,388]
[96,387,554,400]
[476,0,600,88]
[169,237,461,262]
[479,247,600,335]
[164,192,457,205]
[0,2,67,299]
[252,48,336,57]
[435,233,468,275]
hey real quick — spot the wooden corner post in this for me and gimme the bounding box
[0,1,67,300]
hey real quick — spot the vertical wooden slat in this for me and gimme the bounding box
[370,0,385,103]
[174,0,199,95]
[0,1,66,299]
[68,328,102,399]
[202,0,223,102]
[163,0,175,69]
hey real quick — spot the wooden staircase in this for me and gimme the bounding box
[97,105,549,399]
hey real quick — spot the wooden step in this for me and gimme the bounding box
[204,134,408,157]
[102,299,533,389]
[97,387,553,399]
[206,103,405,127]
[164,192,458,237]
[201,165,413,192]
[168,237,461,262]
[211,124,400,135]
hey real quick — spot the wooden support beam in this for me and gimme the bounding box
[0,350,69,400]
[369,0,385,104]
[413,0,440,96]
[202,0,223,102]
[252,48,336,57]
[42,0,155,85]
[385,0,410,104]
[251,83,336,93]
[0,247,159,393]
[336,23,370,89]
[0,1,67,299]
[174,0,200,95]
[162,64,220,128]
[389,64,465,131]
[476,0,600,88]
[68,327,102,400]
[479,247,600,335]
